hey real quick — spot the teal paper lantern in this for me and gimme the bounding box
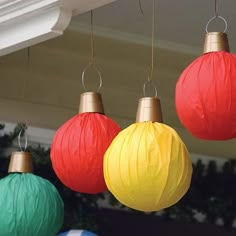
[0,152,64,236]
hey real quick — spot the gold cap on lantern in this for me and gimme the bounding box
[136,97,163,123]
[79,92,105,114]
[8,151,33,173]
[203,32,230,54]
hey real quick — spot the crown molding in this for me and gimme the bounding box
[0,0,116,56]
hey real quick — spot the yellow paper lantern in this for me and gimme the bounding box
[104,97,192,212]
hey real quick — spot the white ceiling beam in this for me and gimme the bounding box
[0,0,116,56]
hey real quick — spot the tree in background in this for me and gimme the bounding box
[0,123,236,233]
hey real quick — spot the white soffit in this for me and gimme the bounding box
[0,0,116,56]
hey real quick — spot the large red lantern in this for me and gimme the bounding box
[175,16,236,140]
[51,10,121,193]
[51,92,120,194]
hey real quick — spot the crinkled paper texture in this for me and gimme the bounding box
[51,113,120,194]
[176,51,236,140]
[0,173,64,236]
[104,122,192,212]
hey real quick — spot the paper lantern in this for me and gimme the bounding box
[104,97,192,212]
[51,92,120,194]
[176,32,236,140]
[58,230,98,236]
[0,152,64,236]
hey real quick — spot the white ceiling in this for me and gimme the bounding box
[71,0,236,53]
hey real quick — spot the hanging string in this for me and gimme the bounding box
[19,48,30,129]
[21,47,30,101]
[138,0,144,15]
[90,10,95,66]
[142,0,157,97]
[27,47,30,66]
[214,0,219,17]
[148,0,155,82]
[81,10,103,92]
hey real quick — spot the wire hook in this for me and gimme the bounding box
[18,124,28,152]
[214,0,218,17]
[205,15,227,33]
[82,64,102,92]
[143,80,157,98]
[81,10,103,92]
[205,0,227,33]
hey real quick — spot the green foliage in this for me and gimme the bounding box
[164,159,236,229]
[0,124,103,233]
[0,123,236,232]
[0,123,21,178]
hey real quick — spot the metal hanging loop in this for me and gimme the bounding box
[205,0,227,33]
[81,64,103,92]
[205,15,228,33]
[18,125,28,152]
[143,80,158,98]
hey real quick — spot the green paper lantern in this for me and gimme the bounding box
[0,152,64,236]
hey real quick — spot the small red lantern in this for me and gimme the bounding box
[175,21,236,140]
[51,92,120,194]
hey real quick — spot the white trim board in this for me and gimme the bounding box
[0,0,117,56]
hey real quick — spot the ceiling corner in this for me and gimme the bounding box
[0,0,117,56]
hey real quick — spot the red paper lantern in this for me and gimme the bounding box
[51,93,120,194]
[175,32,236,140]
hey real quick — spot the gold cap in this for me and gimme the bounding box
[8,151,33,173]
[78,92,104,114]
[203,32,230,54]
[136,97,163,123]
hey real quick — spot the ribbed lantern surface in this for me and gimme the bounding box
[51,112,120,193]
[0,173,64,236]
[104,121,192,212]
